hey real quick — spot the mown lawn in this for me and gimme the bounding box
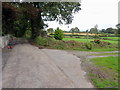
[63,38,118,43]
[89,56,119,88]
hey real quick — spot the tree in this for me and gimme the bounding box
[2,2,81,39]
[116,24,120,29]
[90,28,98,34]
[47,28,54,34]
[116,24,120,34]
[100,29,106,33]
[105,27,115,34]
[2,2,18,35]
[69,28,75,34]
[74,27,80,33]
[69,27,80,34]
[54,27,64,40]
[90,24,98,34]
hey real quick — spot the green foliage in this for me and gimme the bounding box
[98,41,111,47]
[91,56,118,72]
[40,2,81,24]
[35,36,118,52]
[90,28,98,34]
[35,36,55,46]
[47,28,54,34]
[91,52,120,56]
[100,27,118,34]
[24,29,32,38]
[105,27,117,34]
[100,37,119,40]
[90,56,119,88]
[93,35,99,39]
[35,36,47,46]
[3,2,81,38]
[94,39,100,44]
[54,28,64,40]
[52,41,65,49]
[69,27,80,34]
[63,38,118,44]
[85,43,92,50]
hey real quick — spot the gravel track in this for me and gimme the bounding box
[2,44,94,88]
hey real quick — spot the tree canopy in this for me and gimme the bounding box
[69,27,80,34]
[2,2,81,39]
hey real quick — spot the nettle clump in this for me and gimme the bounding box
[54,28,64,40]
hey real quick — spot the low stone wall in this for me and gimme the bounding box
[0,35,10,48]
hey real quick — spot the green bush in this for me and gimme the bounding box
[85,43,92,50]
[35,36,55,46]
[99,41,111,47]
[54,28,64,40]
[35,36,47,46]
[94,39,101,44]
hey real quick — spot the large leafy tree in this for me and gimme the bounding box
[105,27,117,34]
[2,2,81,39]
[69,27,80,34]
[2,2,18,35]
[90,28,98,34]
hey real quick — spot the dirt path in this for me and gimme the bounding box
[66,50,119,60]
[2,44,94,88]
[0,48,2,89]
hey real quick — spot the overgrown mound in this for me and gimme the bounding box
[34,36,118,51]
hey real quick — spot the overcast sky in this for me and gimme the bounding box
[45,0,119,31]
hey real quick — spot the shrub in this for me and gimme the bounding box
[35,36,55,46]
[86,43,92,50]
[53,41,65,49]
[70,35,73,38]
[99,41,111,47]
[54,28,64,40]
[35,36,47,46]
[94,39,100,44]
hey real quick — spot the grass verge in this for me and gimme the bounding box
[34,36,118,52]
[91,52,120,55]
[89,56,119,88]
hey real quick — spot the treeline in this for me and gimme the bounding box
[47,27,120,35]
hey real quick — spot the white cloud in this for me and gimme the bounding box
[45,0,119,31]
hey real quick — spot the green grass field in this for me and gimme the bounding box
[63,38,118,43]
[63,38,93,42]
[100,37,119,40]
[89,56,119,88]
[72,48,118,52]
[91,52,120,55]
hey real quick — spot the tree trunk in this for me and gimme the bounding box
[30,19,36,39]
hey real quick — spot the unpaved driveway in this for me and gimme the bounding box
[0,48,2,89]
[2,44,93,88]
